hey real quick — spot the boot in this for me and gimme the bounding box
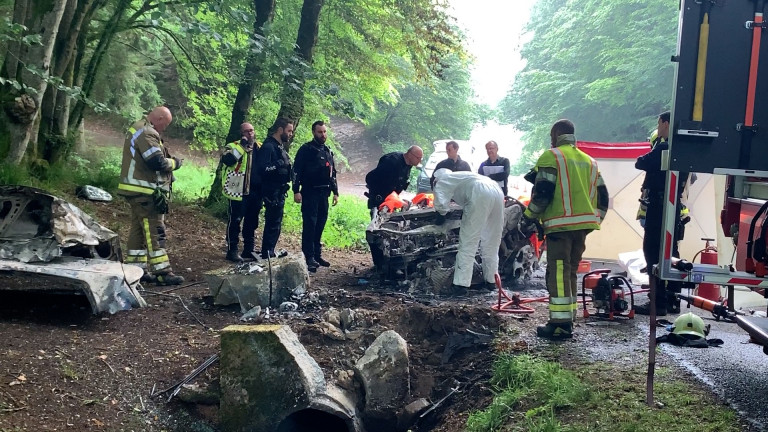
[315,256,331,267]
[536,322,573,339]
[261,249,277,259]
[226,250,243,263]
[448,284,468,297]
[306,258,319,273]
[633,301,667,316]
[485,281,498,292]
[140,272,156,284]
[155,272,185,286]
[241,250,260,262]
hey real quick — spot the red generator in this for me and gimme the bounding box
[581,269,636,320]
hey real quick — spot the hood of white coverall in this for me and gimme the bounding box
[432,168,501,215]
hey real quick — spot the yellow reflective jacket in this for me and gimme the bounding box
[221,140,255,201]
[525,135,607,234]
[118,118,179,196]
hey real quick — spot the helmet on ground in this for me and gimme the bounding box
[673,312,707,339]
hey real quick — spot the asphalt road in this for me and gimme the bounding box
[653,312,768,431]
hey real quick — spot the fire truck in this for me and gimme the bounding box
[663,0,768,352]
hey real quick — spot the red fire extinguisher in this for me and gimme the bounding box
[696,238,720,301]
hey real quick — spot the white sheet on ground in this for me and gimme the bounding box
[618,249,648,286]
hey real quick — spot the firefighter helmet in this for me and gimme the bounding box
[673,312,707,339]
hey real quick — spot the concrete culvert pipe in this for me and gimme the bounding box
[277,409,351,432]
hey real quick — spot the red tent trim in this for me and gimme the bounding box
[576,141,650,159]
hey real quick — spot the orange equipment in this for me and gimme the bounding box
[490,273,549,314]
[677,293,736,322]
[378,192,406,213]
[694,238,721,301]
[581,269,636,320]
[412,192,434,207]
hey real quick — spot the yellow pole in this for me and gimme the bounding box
[693,13,710,122]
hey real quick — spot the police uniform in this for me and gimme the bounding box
[635,140,689,314]
[525,134,609,337]
[365,152,412,212]
[220,139,262,260]
[253,135,292,258]
[118,118,184,285]
[293,138,338,265]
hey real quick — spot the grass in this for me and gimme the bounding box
[60,361,80,381]
[466,354,743,432]
[0,148,371,251]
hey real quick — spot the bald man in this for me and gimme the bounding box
[220,122,262,262]
[364,145,423,215]
[118,106,185,286]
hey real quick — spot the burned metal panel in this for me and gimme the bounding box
[0,257,146,314]
[0,186,143,314]
[0,185,121,262]
[366,199,538,285]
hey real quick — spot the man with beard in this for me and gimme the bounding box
[293,121,339,272]
[253,117,294,259]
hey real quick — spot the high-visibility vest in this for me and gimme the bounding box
[535,145,601,233]
[221,141,250,201]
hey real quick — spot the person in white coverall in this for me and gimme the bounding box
[432,169,505,295]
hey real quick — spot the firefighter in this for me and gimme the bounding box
[521,119,609,339]
[220,122,261,262]
[293,120,339,272]
[253,117,294,259]
[118,106,185,286]
[634,111,688,316]
[432,169,504,295]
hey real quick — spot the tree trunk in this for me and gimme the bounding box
[276,0,324,152]
[68,0,130,131]
[2,0,68,165]
[224,0,276,143]
[1,0,29,80]
[209,0,276,206]
[39,0,98,144]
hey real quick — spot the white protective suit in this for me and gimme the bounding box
[433,169,504,287]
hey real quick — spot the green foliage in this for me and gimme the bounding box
[282,194,369,250]
[498,0,678,174]
[370,54,480,149]
[468,353,743,432]
[466,354,587,432]
[172,161,217,204]
[89,33,164,122]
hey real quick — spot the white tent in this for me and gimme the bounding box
[577,141,719,262]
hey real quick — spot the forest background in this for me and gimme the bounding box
[0,0,679,194]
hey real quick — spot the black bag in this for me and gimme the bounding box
[153,188,170,214]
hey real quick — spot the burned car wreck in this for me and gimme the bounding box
[0,185,146,314]
[366,197,539,293]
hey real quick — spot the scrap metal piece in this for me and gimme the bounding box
[0,257,146,314]
[0,185,144,314]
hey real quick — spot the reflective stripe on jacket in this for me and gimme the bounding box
[528,135,603,234]
[221,141,252,201]
[118,119,175,196]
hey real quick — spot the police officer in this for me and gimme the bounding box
[220,122,261,262]
[254,117,294,259]
[634,111,688,316]
[118,106,185,286]
[364,145,423,216]
[293,121,339,272]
